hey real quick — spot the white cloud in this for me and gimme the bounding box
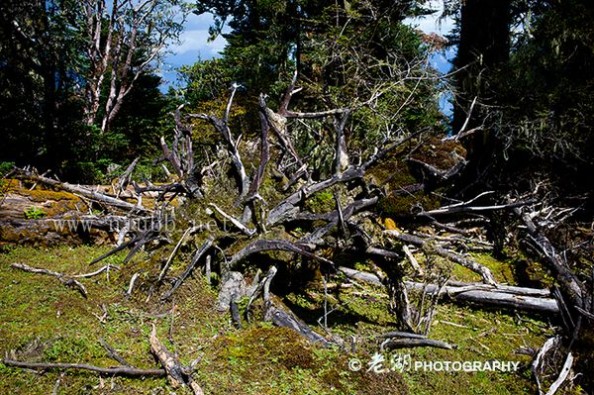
[172,29,226,57]
[184,12,219,30]
[404,0,454,35]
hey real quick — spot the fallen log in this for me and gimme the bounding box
[513,206,585,313]
[338,267,559,315]
[408,282,559,315]
[13,169,150,213]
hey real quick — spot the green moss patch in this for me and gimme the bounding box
[0,244,552,394]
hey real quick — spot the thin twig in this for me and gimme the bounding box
[2,359,165,377]
[161,238,214,300]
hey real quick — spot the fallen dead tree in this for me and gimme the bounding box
[507,195,593,392]
[11,168,150,214]
[338,267,559,315]
[5,71,580,394]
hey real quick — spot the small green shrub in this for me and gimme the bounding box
[0,161,15,177]
[24,206,46,219]
[306,190,335,213]
[133,162,169,183]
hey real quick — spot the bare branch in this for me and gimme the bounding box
[209,204,256,236]
[381,336,456,350]
[267,167,366,226]
[1,359,165,377]
[162,238,214,300]
[158,225,201,282]
[384,230,497,285]
[188,106,250,196]
[150,324,204,394]
[11,263,88,298]
[13,169,149,213]
[227,239,334,270]
[248,94,272,198]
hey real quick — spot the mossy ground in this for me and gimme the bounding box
[0,245,397,394]
[284,279,553,395]
[0,242,554,394]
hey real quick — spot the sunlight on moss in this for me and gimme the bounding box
[0,245,552,394]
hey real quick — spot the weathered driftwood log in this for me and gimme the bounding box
[338,267,559,315]
[408,282,559,315]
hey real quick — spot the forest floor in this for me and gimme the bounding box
[0,243,555,394]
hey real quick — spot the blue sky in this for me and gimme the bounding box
[160,12,226,89]
[405,0,457,116]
